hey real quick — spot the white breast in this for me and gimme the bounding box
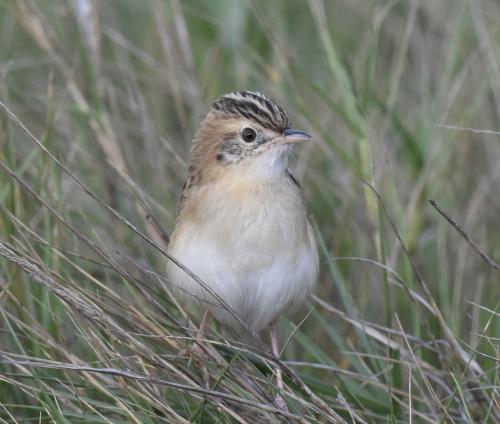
[167,175,318,332]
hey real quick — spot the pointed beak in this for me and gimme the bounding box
[281,128,312,144]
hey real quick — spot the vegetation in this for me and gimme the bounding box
[0,0,499,422]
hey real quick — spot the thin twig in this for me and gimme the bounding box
[433,124,500,137]
[428,199,500,270]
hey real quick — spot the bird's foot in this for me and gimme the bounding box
[274,393,288,411]
[189,343,210,388]
[175,343,210,387]
[175,341,205,360]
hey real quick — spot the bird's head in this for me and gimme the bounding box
[189,90,311,182]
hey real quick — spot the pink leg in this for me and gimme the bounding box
[269,323,288,410]
[189,309,211,387]
[198,309,210,340]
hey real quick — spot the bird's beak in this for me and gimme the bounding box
[280,128,312,144]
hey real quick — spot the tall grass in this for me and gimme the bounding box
[0,0,499,422]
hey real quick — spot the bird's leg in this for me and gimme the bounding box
[197,309,211,341]
[189,309,211,387]
[269,323,288,411]
[178,309,211,357]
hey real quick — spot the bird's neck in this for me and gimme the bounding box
[191,145,292,187]
[231,145,291,182]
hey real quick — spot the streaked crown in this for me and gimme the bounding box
[211,90,290,133]
[176,90,311,213]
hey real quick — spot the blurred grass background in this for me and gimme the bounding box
[0,0,499,422]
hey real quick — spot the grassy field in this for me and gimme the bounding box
[0,0,499,422]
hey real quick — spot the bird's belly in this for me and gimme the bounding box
[167,190,318,332]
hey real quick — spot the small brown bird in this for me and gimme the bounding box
[166,90,318,403]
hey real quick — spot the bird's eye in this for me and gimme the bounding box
[241,127,257,143]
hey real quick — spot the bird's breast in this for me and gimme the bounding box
[168,174,318,331]
[200,176,308,254]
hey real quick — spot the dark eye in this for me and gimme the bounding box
[241,127,257,143]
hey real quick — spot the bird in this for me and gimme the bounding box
[166,90,318,405]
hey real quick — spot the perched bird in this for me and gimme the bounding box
[166,90,318,400]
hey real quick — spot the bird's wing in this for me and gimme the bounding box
[286,168,301,189]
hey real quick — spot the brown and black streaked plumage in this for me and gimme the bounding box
[167,89,318,409]
[211,90,290,133]
[177,91,306,216]
[169,87,317,330]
